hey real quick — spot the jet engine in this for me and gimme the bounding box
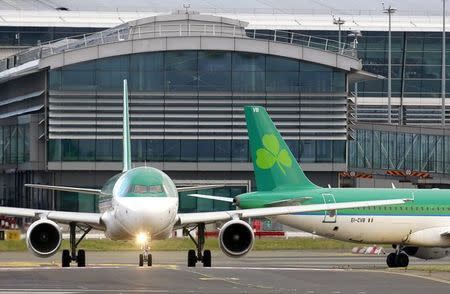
[403,246,450,260]
[26,219,62,258]
[218,219,254,257]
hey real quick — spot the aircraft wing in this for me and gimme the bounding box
[25,184,101,195]
[176,185,224,193]
[176,198,410,225]
[0,206,104,228]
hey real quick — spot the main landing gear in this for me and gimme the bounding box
[62,222,91,267]
[386,245,409,268]
[138,236,152,267]
[184,223,211,267]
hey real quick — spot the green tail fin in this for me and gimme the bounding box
[244,106,318,191]
[122,79,132,172]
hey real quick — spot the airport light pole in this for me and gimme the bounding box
[333,16,345,52]
[442,0,447,126]
[349,30,362,121]
[383,4,397,124]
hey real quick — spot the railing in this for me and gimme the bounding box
[0,23,357,72]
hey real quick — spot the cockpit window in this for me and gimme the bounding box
[132,184,164,194]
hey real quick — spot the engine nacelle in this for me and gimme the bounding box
[403,247,450,260]
[218,220,254,258]
[26,219,62,258]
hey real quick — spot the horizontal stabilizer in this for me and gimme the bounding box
[177,185,224,193]
[25,184,101,195]
[187,194,235,203]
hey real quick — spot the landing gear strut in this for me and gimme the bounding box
[386,245,409,268]
[184,223,211,267]
[138,236,152,267]
[62,222,91,267]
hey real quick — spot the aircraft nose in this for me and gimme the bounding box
[118,198,177,235]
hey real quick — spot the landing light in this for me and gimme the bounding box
[136,232,149,245]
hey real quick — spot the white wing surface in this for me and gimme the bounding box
[177,198,410,225]
[0,206,103,228]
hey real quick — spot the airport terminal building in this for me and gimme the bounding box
[2,7,450,213]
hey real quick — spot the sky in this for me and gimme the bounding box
[1,0,447,15]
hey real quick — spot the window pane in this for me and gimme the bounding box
[180,139,197,161]
[300,140,315,162]
[164,139,180,161]
[112,140,122,161]
[130,52,164,91]
[232,71,265,92]
[95,139,112,161]
[198,140,214,161]
[266,71,299,92]
[231,140,248,162]
[215,140,231,161]
[147,139,163,161]
[78,139,95,161]
[232,52,265,71]
[266,56,299,72]
[48,139,61,161]
[62,139,79,161]
[316,140,332,162]
[131,139,146,161]
[333,141,346,163]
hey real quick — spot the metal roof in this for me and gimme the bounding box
[0,10,448,32]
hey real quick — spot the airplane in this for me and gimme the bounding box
[0,80,408,268]
[189,105,450,268]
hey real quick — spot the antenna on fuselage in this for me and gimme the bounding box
[122,79,132,172]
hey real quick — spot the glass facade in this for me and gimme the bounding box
[48,50,347,165]
[48,139,346,163]
[0,27,102,46]
[266,30,450,98]
[0,124,30,165]
[349,127,450,174]
[49,50,345,93]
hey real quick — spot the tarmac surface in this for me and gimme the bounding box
[0,250,449,293]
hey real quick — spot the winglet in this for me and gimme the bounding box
[123,79,132,172]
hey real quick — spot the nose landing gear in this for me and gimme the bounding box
[386,245,409,268]
[138,234,152,267]
[184,223,211,267]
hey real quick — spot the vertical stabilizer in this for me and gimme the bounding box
[122,79,132,172]
[244,106,319,191]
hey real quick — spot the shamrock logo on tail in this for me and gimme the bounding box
[256,134,292,174]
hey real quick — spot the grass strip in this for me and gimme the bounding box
[0,237,356,252]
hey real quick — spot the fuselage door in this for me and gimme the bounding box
[322,193,337,223]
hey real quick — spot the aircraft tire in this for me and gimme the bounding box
[187,249,197,267]
[139,254,144,266]
[147,254,152,266]
[386,252,397,268]
[77,249,86,267]
[203,250,211,267]
[62,250,71,267]
[396,253,409,267]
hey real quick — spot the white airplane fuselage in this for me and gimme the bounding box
[98,166,179,241]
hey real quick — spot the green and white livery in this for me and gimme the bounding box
[193,105,450,268]
[0,82,407,268]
